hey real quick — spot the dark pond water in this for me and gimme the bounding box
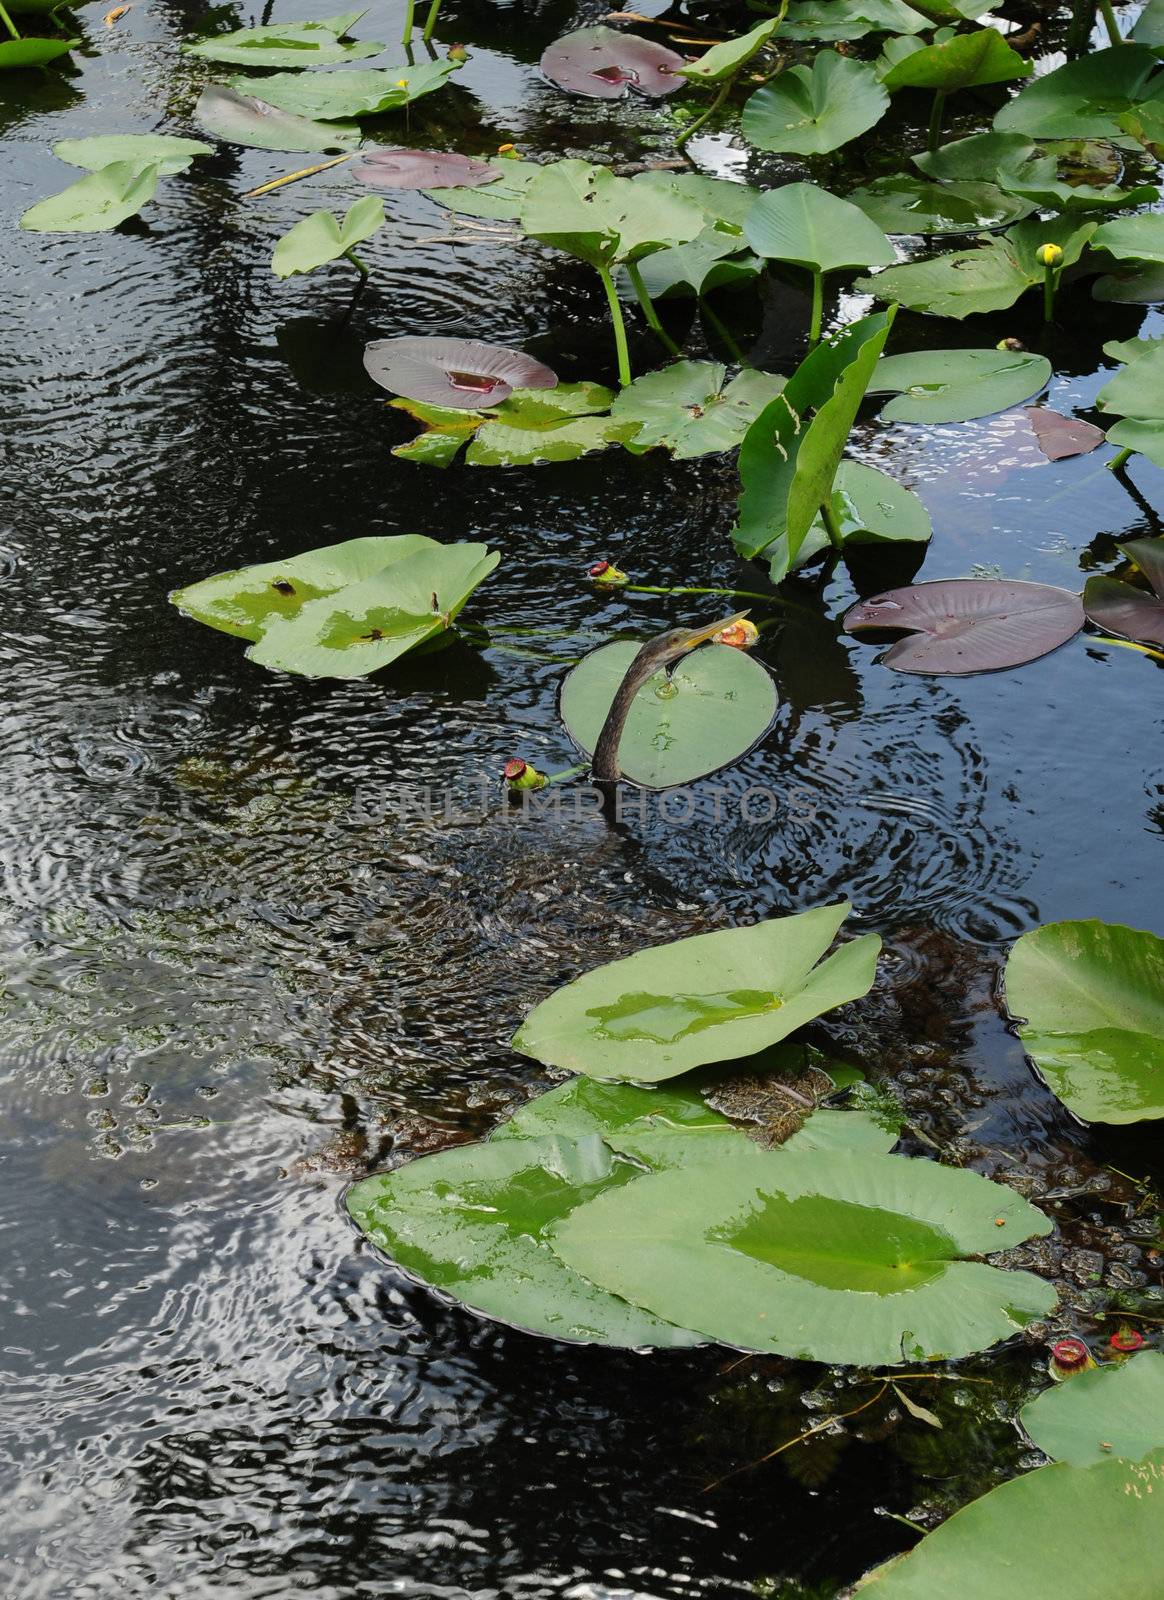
[2,2,1163,1595]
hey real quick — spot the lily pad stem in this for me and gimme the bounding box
[819,497,845,552]
[625,263,681,358]
[421,0,442,43]
[345,248,370,277]
[700,298,750,367]
[926,90,946,154]
[676,73,735,153]
[0,1,21,41]
[1098,0,1123,44]
[1107,446,1134,472]
[1042,261,1058,323]
[597,263,633,388]
[625,582,779,603]
[808,269,824,349]
[401,0,415,44]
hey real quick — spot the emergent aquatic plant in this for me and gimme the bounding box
[877,27,1030,152]
[1083,538,1164,647]
[742,49,889,154]
[272,196,384,280]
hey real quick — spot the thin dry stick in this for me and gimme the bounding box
[243,154,353,198]
[703,1382,890,1493]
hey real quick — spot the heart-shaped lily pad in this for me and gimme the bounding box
[879,26,1029,92]
[844,580,1084,674]
[512,902,879,1083]
[52,134,213,176]
[1021,1350,1164,1467]
[391,382,626,467]
[20,160,160,233]
[1005,918,1164,1124]
[870,348,1052,423]
[183,10,383,68]
[549,1145,1054,1364]
[195,84,360,153]
[742,51,889,154]
[540,24,685,99]
[364,337,557,410]
[352,148,499,189]
[0,37,79,67]
[559,637,778,789]
[1084,538,1164,647]
[847,175,1032,235]
[609,362,786,459]
[272,196,384,277]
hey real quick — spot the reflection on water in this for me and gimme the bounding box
[2,0,1164,1594]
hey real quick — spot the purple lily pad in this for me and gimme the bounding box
[352,149,501,191]
[1023,407,1105,462]
[541,25,685,100]
[1084,537,1164,648]
[843,579,1084,675]
[363,337,558,411]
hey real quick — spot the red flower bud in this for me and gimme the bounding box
[503,757,546,792]
[1109,1327,1146,1355]
[586,559,629,588]
[1049,1337,1096,1380]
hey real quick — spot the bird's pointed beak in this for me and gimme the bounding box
[676,610,751,653]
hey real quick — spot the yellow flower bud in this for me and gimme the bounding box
[716,618,760,650]
[1037,242,1063,268]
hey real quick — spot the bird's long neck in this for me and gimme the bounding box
[591,646,668,781]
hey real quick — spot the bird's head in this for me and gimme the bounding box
[643,611,752,671]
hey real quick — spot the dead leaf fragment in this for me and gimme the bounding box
[1024,407,1105,461]
[104,4,131,24]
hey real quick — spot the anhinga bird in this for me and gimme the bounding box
[590,611,750,783]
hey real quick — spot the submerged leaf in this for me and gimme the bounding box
[870,348,1051,423]
[610,362,786,458]
[1005,918,1164,1125]
[540,24,685,99]
[20,160,159,232]
[513,903,879,1082]
[194,84,361,152]
[742,51,889,154]
[844,580,1084,674]
[1024,407,1104,461]
[550,1146,1054,1363]
[365,337,557,410]
[558,637,779,789]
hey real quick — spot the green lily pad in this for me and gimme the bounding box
[1021,1351,1164,1467]
[183,10,383,68]
[1004,919,1164,1124]
[1093,211,1164,264]
[518,158,704,268]
[272,196,383,277]
[736,310,896,573]
[1098,344,1164,465]
[513,902,879,1082]
[20,161,160,233]
[52,134,213,176]
[609,362,786,459]
[1093,263,1164,304]
[914,129,1046,186]
[195,84,361,153]
[558,636,778,791]
[678,18,778,83]
[745,180,895,273]
[550,1146,1054,1363]
[427,158,539,221]
[847,175,1032,235]
[345,1133,701,1346]
[391,383,625,468]
[493,1076,732,1144]
[879,26,1029,92]
[778,0,932,41]
[994,43,1164,140]
[227,59,458,120]
[855,216,1097,319]
[171,534,498,678]
[0,36,78,68]
[632,170,760,230]
[742,51,889,155]
[633,226,760,298]
[762,461,932,583]
[870,349,1052,422]
[853,1454,1164,1597]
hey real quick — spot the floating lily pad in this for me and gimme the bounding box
[0,36,79,68]
[870,349,1052,423]
[1021,1351,1164,1467]
[558,637,778,791]
[391,383,626,468]
[540,24,685,99]
[226,60,458,121]
[352,148,499,189]
[426,158,539,220]
[364,337,557,411]
[879,27,1029,92]
[345,1133,701,1346]
[1093,263,1164,303]
[519,159,704,269]
[183,10,383,68]
[854,1454,1164,1597]
[1005,918,1164,1124]
[1084,537,1164,646]
[847,175,1031,235]
[994,43,1164,140]
[742,51,889,155]
[1097,342,1164,465]
[609,362,786,459]
[52,134,213,176]
[550,1146,1054,1364]
[20,160,159,233]
[844,580,1084,674]
[677,18,778,83]
[745,181,895,273]
[272,196,383,277]
[513,903,879,1082]
[778,0,933,41]
[194,84,361,153]
[914,129,1045,186]
[1092,212,1164,267]
[1024,408,1104,461]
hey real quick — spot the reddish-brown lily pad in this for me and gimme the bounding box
[363,337,558,410]
[352,149,501,190]
[541,25,686,99]
[843,579,1084,675]
[1023,407,1106,461]
[1084,537,1164,647]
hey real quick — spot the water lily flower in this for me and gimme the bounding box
[1036,242,1063,267]
[504,757,546,791]
[498,142,521,159]
[1048,1336,1096,1381]
[1108,1327,1146,1356]
[587,560,629,587]
[447,42,468,61]
[716,618,759,650]
[996,336,1026,352]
